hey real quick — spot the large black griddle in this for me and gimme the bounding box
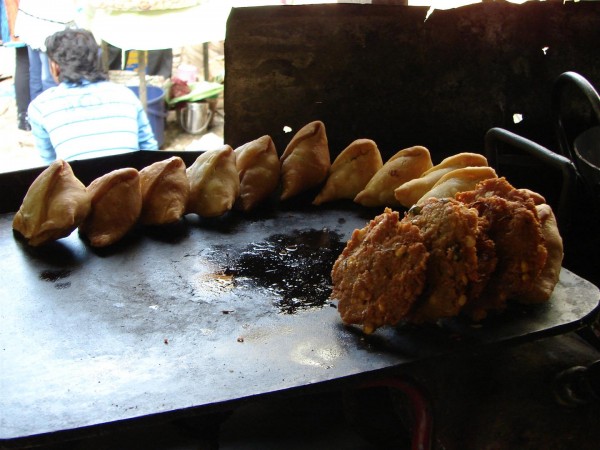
[0,151,599,448]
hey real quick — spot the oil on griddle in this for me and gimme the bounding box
[222,228,346,314]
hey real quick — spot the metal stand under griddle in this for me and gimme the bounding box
[0,151,599,449]
[362,377,433,450]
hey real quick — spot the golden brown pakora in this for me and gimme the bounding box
[331,208,429,334]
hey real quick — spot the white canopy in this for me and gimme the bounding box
[86,0,233,50]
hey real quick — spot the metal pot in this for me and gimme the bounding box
[178,102,213,135]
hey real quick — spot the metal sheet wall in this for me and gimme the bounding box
[224,2,600,161]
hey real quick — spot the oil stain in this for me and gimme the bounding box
[224,229,346,314]
[39,269,71,283]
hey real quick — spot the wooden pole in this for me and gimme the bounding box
[138,50,148,111]
[101,41,109,72]
[203,42,210,81]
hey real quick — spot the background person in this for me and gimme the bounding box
[1,0,31,130]
[14,0,79,101]
[28,28,158,163]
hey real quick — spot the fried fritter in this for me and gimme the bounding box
[403,198,481,323]
[514,204,563,304]
[414,166,497,206]
[456,178,548,320]
[331,176,560,333]
[468,215,498,303]
[331,208,429,334]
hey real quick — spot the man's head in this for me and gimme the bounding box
[45,29,107,84]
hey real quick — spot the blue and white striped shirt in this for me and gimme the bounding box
[28,80,158,163]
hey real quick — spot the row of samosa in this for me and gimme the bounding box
[12,119,497,248]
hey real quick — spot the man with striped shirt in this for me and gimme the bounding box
[28,28,158,163]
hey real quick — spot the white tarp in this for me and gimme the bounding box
[87,0,233,50]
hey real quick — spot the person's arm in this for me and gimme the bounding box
[136,106,159,150]
[27,104,57,163]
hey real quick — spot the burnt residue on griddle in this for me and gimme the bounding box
[40,269,73,289]
[224,229,346,314]
[39,269,71,282]
[54,281,72,290]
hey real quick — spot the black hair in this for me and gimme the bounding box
[45,29,107,84]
